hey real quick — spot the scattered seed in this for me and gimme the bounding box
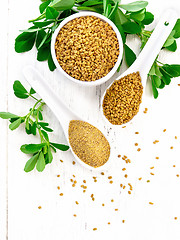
[101,172,105,175]
[174,217,178,220]
[102,203,105,206]
[109,180,113,184]
[38,206,42,209]
[170,146,174,149]
[111,199,114,202]
[173,165,176,167]
[150,167,154,169]
[57,174,60,177]
[176,174,179,177]
[147,180,150,183]
[149,202,154,205]
[57,186,60,190]
[73,214,77,217]
[115,208,118,211]
[175,136,177,139]
[137,148,141,152]
[122,220,125,223]
[124,174,128,178]
[60,160,63,163]
[150,172,155,175]
[135,143,138,146]
[72,161,76,165]
[122,168,126,171]
[108,222,111,225]
[138,177,142,181]
[163,129,166,132]
[108,176,112,179]
[93,228,97,231]
[118,154,121,158]
[75,201,79,205]
[59,193,63,196]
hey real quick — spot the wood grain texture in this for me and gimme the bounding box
[0,0,180,240]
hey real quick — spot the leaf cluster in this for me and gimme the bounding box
[149,62,180,98]
[0,81,69,172]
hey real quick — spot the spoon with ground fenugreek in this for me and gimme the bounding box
[102,9,178,126]
[23,66,111,170]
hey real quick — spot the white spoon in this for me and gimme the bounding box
[101,9,178,126]
[23,66,111,171]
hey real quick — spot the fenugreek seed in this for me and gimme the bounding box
[128,191,131,194]
[60,160,63,163]
[108,222,110,225]
[73,175,75,178]
[75,201,79,205]
[174,217,178,220]
[135,143,138,146]
[59,193,63,196]
[155,157,159,159]
[178,84,180,86]
[108,176,112,179]
[163,129,166,132]
[72,161,76,165]
[109,180,113,184]
[38,206,42,209]
[57,174,60,177]
[72,184,75,187]
[122,220,125,223]
[102,203,105,206]
[123,185,126,189]
[149,202,154,205]
[111,199,114,202]
[124,174,128,178]
[175,136,177,139]
[92,197,95,201]
[69,121,110,168]
[83,190,86,193]
[150,172,154,175]
[115,209,118,211]
[57,186,60,190]
[120,184,123,188]
[73,214,77,217]
[118,155,121,158]
[135,132,139,134]
[103,72,143,125]
[70,179,73,182]
[173,165,176,167]
[147,180,150,183]
[137,148,141,152]
[93,228,97,231]
[94,179,97,182]
[138,177,142,180]
[55,16,119,82]
[83,180,86,183]
[101,172,105,175]
[150,167,154,169]
[122,168,126,171]
[170,146,174,149]
[176,174,179,177]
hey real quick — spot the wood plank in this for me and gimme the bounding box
[0,1,9,239]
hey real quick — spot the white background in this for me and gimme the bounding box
[0,0,180,239]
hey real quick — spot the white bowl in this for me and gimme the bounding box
[51,11,124,86]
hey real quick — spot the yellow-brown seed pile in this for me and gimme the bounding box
[68,120,110,167]
[103,72,143,125]
[55,16,119,82]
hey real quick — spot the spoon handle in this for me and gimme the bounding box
[23,66,78,135]
[135,9,178,80]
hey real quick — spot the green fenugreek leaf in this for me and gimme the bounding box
[24,153,39,172]
[13,80,29,99]
[119,1,148,12]
[36,151,46,172]
[20,143,47,154]
[50,142,70,151]
[0,112,19,119]
[9,118,22,130]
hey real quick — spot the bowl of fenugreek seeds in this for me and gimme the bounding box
[51,12,123,86]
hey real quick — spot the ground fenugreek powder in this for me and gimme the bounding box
[103,72,143,125]
[55,16,119,82]
[68,120,110,167]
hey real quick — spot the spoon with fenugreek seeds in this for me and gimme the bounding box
[102,9,178,126]
[23,66,111,170]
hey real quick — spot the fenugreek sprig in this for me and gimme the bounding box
[0,81,69,172]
